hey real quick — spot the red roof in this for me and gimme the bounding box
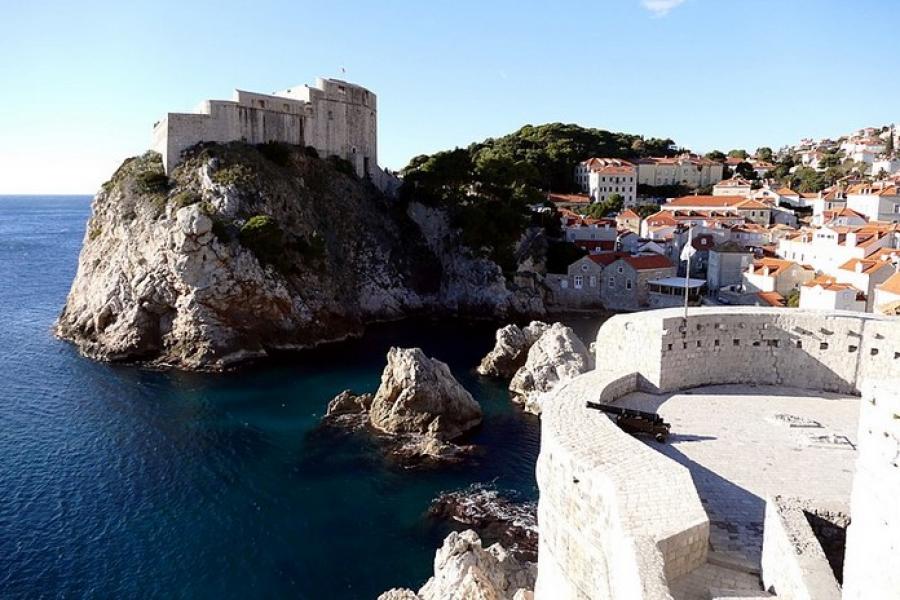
[588,253,625,267]
[549,193,590,204]
[666,195,749,208]
[878,271,900,295]
[623,255,674,270]
[757,292,786,307]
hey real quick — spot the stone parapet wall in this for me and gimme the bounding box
[597,307,900,396]
[760,496,842,600]
[537,307,900,600]
[536,371,707,600]
[842,380,900,600]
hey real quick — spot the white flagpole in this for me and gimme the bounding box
[684,225,692,319]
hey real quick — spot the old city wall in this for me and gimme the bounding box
[537,307,900,600]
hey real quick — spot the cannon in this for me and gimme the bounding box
[585,401,670,443]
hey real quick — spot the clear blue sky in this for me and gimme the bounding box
[1,0,898,194]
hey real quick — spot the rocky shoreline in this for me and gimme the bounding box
[56,144,546,371]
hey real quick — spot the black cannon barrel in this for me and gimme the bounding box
[585,401,664,423]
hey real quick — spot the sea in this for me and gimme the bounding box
[0,195,605,599]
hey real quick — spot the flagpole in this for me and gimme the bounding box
[684,225,692,320]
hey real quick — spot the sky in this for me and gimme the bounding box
[1,0,898,194]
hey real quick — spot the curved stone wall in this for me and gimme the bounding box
[535,307,900,600]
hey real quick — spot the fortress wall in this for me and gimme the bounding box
[596,307,900,396]
[842,380,900,600]
[536,371,707,600]
[538,307,900,600]
[153,78,378,179]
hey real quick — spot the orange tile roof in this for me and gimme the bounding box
[666,195,749,208]
[775,187,799,196]
[877,271,900,295]
[549,193,590,204]
[802,275,861,292]
[756,291,786,307]
[618,209,640,220]
[623,255,674,270]
[749,258,810,277]
[736,199,771,210]
[838,258,894,275]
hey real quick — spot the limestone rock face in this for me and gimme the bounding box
[56,145,544,370]
[509,323,593,415]
[477,321,550,379]
[325,390,374,418]
[377,530,536,600]
[369,347,483,441]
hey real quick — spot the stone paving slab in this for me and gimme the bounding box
[613,384,858,589]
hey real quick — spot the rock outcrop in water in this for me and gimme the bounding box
[378,530,535,600]
[429,486,538,562]
[476,321,549,379]
[56,144,544,370]
[322,347,482,463]
[509,323,593,415]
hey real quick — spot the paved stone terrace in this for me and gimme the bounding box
[613,383,859,594]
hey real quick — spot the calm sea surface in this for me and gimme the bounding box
[0,195,604,599]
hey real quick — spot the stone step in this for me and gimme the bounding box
[706,552,761,576]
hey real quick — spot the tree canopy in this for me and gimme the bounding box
[755,147,774,161]
[727,149,749,159]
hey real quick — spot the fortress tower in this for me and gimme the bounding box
[151,77,377,179]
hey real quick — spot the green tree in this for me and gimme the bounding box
[704,150,726,162]
[755,147,774,161]
[820,151,842,169]
[727,149,749,159]
[735,162,758,180]
[633,204,661,218]
[885,134,894,156]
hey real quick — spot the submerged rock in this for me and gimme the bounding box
[429,486,538,562]
[476,321,549,379]
[321,347,482,464]
[509,323,593,415]
[378,530,535,600]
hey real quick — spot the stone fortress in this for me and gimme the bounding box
[151,77,386,185]
[536,307,899,599]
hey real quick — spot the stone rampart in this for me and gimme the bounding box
[152,77,378,182]
[536,307,900,600]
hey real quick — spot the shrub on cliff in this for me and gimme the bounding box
[239,215,284,266]
[327,155,356,178]
[258,141,292,166]
[136,171,170,195]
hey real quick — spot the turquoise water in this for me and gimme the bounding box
[0,195,603,599]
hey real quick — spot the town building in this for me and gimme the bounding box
[588,163,637,206]
[845,182,900,222]
[831,256,896,311]
[777,224,896,272]
[706,242,753,293]
[152,77,379,181]
[615,208,641,234]
[661,196,771,225]
[601,255,676,310]
[799,275,866,312]
[634,154,724,189]
[713,177,753,197]
[742,258,814,296]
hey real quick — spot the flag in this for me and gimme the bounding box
[680,228,696,262]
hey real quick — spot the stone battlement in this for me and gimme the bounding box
[151,77,378,180]
[536,307,900,599]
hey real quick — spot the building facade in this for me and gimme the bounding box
[152,77,378,180]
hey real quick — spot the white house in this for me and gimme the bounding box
[742,258,815,296]
[846,182,900,222]
[832,256,896,311]
[799,275,866,312]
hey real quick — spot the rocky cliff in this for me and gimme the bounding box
[57,144,544,369]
